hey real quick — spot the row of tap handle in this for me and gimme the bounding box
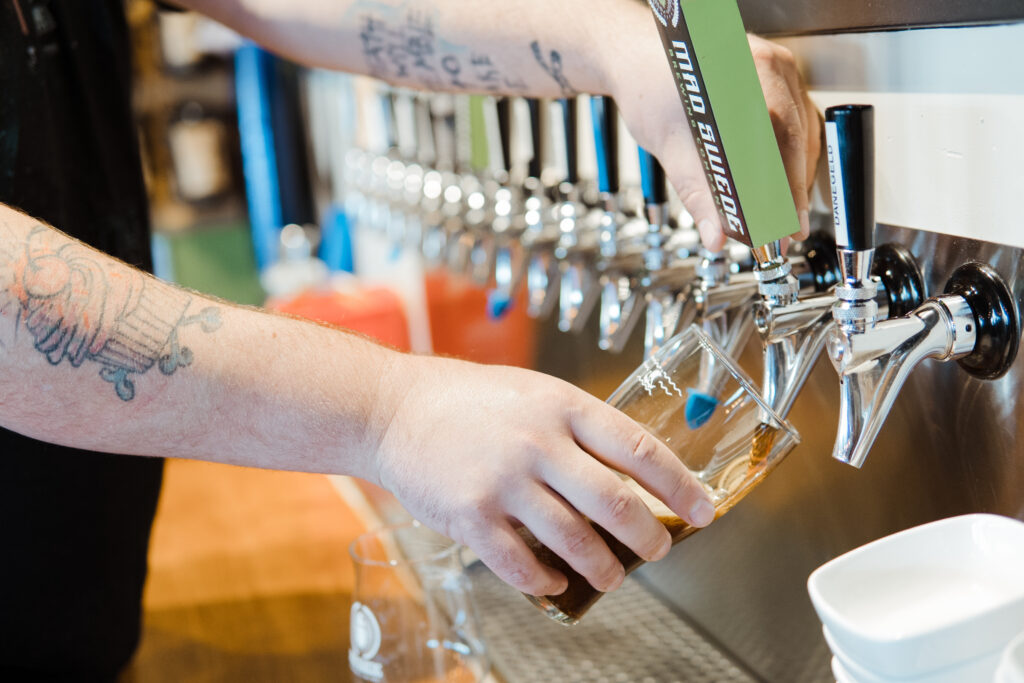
[338,85,1020,469]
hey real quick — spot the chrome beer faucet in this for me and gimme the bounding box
[522,98,564,319]
[486,97,529,318]
[636,149,712,359]
[419,94,463,268]
[825,104,1020,467]
[592,97,658,352]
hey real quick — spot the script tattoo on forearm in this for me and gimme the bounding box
[356,1,526,92]
[7,225,221,401]
[530,41,577,97]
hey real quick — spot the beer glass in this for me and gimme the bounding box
[522,324,800,624]
[349,521,490,682]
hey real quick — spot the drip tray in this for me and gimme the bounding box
[468,563,757,683]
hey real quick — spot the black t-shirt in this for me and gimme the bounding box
[0,0,151,266]
[0,2,163,679]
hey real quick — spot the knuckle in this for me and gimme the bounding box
[679,185,712,212]
[595,562,624,591]
[503,564,540,593]
[604,487,638,524]
[749,40,773,65]
[664,472,687,508]
[773,44,797,70]
[630,431,659,467]
[448,513,481,547]
[561,527,595,556]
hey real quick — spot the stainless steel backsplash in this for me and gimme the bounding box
[535,225,1024,682]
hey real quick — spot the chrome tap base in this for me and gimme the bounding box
[943,262,1020,379]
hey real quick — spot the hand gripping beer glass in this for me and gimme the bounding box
[521,324,800,624]
[349,521,490,682]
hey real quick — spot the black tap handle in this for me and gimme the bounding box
[638,147,667,206]
[381,90,399,151]
[560,97,578,185]
[495,97,513,175]
[527,98,545,182]
[825,104,875,252]
[590,96,619,194]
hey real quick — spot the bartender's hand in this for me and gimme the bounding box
[371,354,715,596]
[609,29,820,251]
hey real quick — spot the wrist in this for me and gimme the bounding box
[357,345,416,487]
[588,1,662,97]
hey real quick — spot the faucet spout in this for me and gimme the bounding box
[829,299,970,467]
[757,293,835,417]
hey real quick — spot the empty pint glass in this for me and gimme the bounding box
[349,521,490,682]
[521,324,800,624]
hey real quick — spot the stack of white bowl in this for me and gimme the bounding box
[996,632,1024,683]
[807,514,1024,683]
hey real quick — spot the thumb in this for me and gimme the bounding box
[659,129,727,252]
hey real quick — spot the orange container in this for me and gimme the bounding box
[268,286,411,351]
[425,270,535,368]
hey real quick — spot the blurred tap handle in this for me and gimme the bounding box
[825,104,875,252]
[429,94,458,173]
[495,97,513,177]
[413,93,437,168]
[638,147,667,207]
[560,97,579,186]
[526,98,545,182]
[393,90,418,161]
[590,96,619,195]
[380,88,399,152]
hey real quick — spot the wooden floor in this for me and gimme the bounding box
[120,459,372,682]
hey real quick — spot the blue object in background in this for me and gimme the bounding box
[235,43,283,271]
[235,43,316,272]
[320,204,354,273]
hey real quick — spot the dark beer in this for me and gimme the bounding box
[521,423,779,623]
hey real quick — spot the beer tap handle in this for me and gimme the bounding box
[429,94,458,173]
[495,97,513,178]
[413,94,437,168]
[826,104,878,324]
[526,98,545,183]
[590,96,619,195]
[825,104,875,256]
[638,147,668,208]
[560,97,579,186]
[381,89,399,152]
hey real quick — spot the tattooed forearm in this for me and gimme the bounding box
[356,2,526,92]
[9,225,221,401]
[530,41,577,97]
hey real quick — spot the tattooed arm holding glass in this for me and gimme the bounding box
[1,0,818,608]
[0,203,710,600]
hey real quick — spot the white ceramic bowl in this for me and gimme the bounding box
[996,631,1024,683]
[832,655,855,683]
[808,514,1024,678]
[825,626,1001,683]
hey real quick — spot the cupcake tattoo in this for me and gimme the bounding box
[11,226,221,401]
